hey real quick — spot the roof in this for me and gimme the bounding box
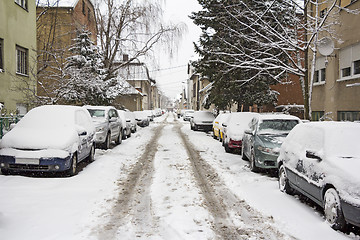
[117,63,155,84]
[36,0,94,8]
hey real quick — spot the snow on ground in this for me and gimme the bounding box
[0,112,359,240]
[181,120,360,240]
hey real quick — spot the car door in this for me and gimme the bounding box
[108,109,120,139]
[291,127,324,204]
[75,110,92,161]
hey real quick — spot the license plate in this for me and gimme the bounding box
[15,158,40,165]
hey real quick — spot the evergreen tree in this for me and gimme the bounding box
[190,0,296,111]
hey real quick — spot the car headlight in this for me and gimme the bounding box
[257,146,274,154]
[96,126,105,132]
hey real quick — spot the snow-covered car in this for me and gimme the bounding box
[212,112,230,141]
[85,106,123,149]
[134,111,149,127]
[117,110,132,139]
[183,110,194,121]
[242,114,301,172]
[0,105,95,176]
[190,111,215,132]
[125,111,137,133]
[277,122,360,231]
[144,110,155,121]
[222,112,259,153]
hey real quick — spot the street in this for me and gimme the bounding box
[0,113,359,240]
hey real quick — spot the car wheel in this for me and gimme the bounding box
[66,153,78,176]
[1,168,13,175]
[224,143,232,153]
[116,130,122,145]
[122,129,127,140]
[194,124,198,131]
[86,144,95,163]
[278,165,293,194]
[324,188,347,231]
[103,133,111,149]
[127,131,131,138]
[250,150,259,172]
[241,144,248,160]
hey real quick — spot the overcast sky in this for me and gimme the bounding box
[151,0,203,100]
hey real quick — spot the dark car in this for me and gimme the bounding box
[242,114,301,172]
[0,105,95,176]
[278,122,360,231]
[190,111,215,132]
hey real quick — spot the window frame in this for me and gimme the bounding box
[338,111,360,122]
[314,57,326,85]
[16,45,28,76]
[14,0,28,10]
[338,43,360,81]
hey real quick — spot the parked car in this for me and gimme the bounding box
[0,105,95,176]
[212,112,230,141]
[222,112,259,153]
[242,114,301,172]
[277,122,360,231]
[190,111,215,132]
[85,106,123,149]
[183,110,195,121]
[117,110,132,139]
[134,111,150,127]
[125,111,137,133]
[144,110,155,121]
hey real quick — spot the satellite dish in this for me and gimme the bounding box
[318,37,334,56]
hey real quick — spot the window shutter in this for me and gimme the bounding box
[339,47,352,69]
[352,43,360,61]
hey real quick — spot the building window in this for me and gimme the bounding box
[15,0,27,10]
[338,111,360,121]
[82,1,86,15]
[0,39,3,72]
[16,45,28,76]
[312,111,324,121]
[354,60,360,75]
[314,57,326,84]
[339,43,360,80]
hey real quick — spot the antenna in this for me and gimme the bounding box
[318,37,334,56]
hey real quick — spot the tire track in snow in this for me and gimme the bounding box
[177,123,296,240]
[97,122,166,239]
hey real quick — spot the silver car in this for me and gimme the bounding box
[85,106,123,149]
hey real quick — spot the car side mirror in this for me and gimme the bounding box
[306,150,322,161]
[222,123,227,127]
[126,119,131,123]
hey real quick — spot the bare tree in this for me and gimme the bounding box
[95,0,184,81]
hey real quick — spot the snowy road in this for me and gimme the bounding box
[0,112,359,239]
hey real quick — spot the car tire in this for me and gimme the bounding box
[250,150,260,172]
[122,129,127,140]
[324,188,347,231]
[86,144,95,163]
[194,124,198,131]
[1,168,13,176]
[127,131,131,138]
[224,143,232,153]
[278,165,293,194]
[115,130,122,145]
[241,144,248,160]
[103,133,111,149]
[66,153,78,176]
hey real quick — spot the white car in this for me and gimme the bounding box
[0,105,95,176]
[85,106,123,149]
[278,122,360,231]
[117,109,132,139]
[183,110,195,121]
[190,111,215,132]
[125,111,137,133]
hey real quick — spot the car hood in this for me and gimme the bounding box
[257,134,286,148]
[0,126,78,151]
[227,126,246,141]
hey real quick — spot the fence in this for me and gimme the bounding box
[0,116,21,139]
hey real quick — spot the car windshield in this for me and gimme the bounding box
[258,119,299,135]
[87,109,105,118]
